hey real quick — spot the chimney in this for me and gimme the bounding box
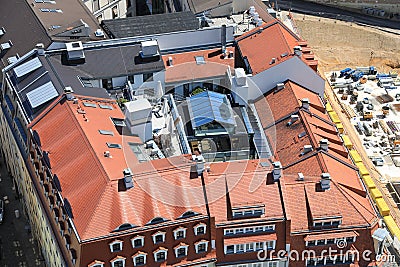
[294,46,302,56]
[64,86,74,101]
[287,114,299,126]
[123,168,134,189]
[275,83,284,92]
[221,24,227,54]
[301,98,309,110]
[302,145,313,154]
[36,43,45,55]
[272,161,282,181]
[319,139,329,151]
[167,56,173,66]
[320,173,331,190]
[297,172,304,181]
[270,58,276,65]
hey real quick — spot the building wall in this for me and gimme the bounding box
[0,81,67,267]
[80,217,212,266]
[84,0,128,22]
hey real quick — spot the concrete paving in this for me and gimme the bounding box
[0,155,46,267]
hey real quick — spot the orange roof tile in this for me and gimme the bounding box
[236,21,317,75]
[162,47,234,84]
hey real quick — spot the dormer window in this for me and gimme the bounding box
[153,248,168,262]
[194,223,206,236]
[110,256,125,267]
[132,252,147,266]
[109,240,123,253]
[174,243,188,258]
[232,205,265,218]
[88,260,104,267]
[131,236,144,248]
[152,231,166,244]
[195,240,208,253]
[173,227,187,240]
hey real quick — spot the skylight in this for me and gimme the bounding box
[99,130,114,136]
[107,143,121,149]
[99,104,113,110]
[111,117,126,127]
[195,56,206,65]
[83,102,97,108]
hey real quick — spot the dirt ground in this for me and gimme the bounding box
[291,13,400,73]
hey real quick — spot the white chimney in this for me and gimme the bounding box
[320,173,331,190]
[276,83,284,92]
[302,145,313,154]
[168,56,173,66]
[64,87,74,101]
[272,161,282,181]
[301,98,310,110]
[320,139,329,151]
[287,115,299,126]
[297,172,304,181]
[36,43,45,55]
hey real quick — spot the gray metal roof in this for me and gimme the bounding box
[101,11,199,38]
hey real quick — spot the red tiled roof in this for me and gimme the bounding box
[236,20,318,75]
[224,233,277,245]
[162,47,234,84]
[304,231,358,242]
[305,183,342,220]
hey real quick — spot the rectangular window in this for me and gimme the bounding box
[82,102,97,108]
[156,252,166,261]
[99,130,114,136]
[112,243,122,252]
[177,247,186,257]
[99,104,113,110]
[134,239,143,247]
[143,73,153,82]
[236,244,244,253]
[155,235,163,243]
[107,143,122,149]
[226,245,234,254]
[176,230,185,239]
[245,243,254,252]
[197,243,206,253]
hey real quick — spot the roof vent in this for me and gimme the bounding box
[167,56,173,66]
[123,168,134,189]
[228,51,234,58]
[140,40,159,58]
[104,151,111,158]
[320,173,331,190]
[65,41,85,62]
[36,43,45,55]
[319,139,329,151]
[272,161,282,181]
[294,46,302,56]
[0,27,5,37]
[302,145,313,155]
[275,83,284,92]
[301,98,309,110]
[270,58,276,65]
[64,86,74,101]
[297,172,304,181]
[0,40,13,52]
[287,114,299,126]
[94,29,104,37]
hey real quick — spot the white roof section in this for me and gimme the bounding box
[13,57,42,78]
[26,81,59,108]
[124,98,152,113]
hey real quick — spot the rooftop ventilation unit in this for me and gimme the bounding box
[64,86,74,101]
[320,173,331,190]
[36,43,45,55]
[140,40,159,58]
[302,145,313,155]
[65,41,85,62]
[319,139,329,151]
[301,98,309,110]
[94,29,104,37]
[123,168,134,189]
[287,114,299,126]
[294,46,302,57]
[272,161,282,181]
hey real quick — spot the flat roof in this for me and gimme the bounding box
[101,11,199,38]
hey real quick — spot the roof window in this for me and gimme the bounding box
[98,130,114,136]
[195,56,206,65]
[107,143,121,149]
[83,102,97,108]
[111,117,126,127]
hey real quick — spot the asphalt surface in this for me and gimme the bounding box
[0,155,45,267]
[276,0,400,30]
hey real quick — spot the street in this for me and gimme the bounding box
[0,155,45,267]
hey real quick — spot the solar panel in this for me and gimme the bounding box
[13,57,42,78]
[26,81,59,108]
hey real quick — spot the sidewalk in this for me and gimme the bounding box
[0,155,46,267]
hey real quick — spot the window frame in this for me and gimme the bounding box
[131,236,144,248]
[152,231,166,244]
[195,240,208,253]
[110,257,125,267]
[174,244,188,258]
[109,240,123,253]
[194,223,206,236]
[132,252,146,266]
[153,249,168,262]
[173,227,187,240]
